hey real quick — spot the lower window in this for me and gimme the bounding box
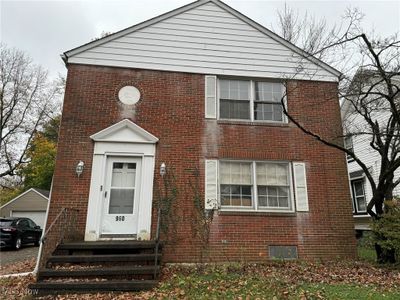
[351,179,367,214]
[219,161,293,211]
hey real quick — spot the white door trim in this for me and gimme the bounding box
[99,156,141,239]
[84,120,157,242]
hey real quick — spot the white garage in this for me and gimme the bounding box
[11,211,47,228]
[0,188,49,229]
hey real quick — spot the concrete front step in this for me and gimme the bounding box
[32,240,163,295]
[29,280,158,294]
[38,265,160,279]
[47,253,161,264]
[57,240,161,251]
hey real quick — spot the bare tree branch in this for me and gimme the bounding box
[274,5,400,224]
[0,44,63,183]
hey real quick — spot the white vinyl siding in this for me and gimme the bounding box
[345,106,400,204]
[293,162,309,212]
[67,2,337,82]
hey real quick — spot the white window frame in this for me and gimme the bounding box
[344,136,354,162]
[217,78,288,124]
[218,160,295,213]
[350,178,367,214]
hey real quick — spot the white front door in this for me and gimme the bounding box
[100,157,141,237]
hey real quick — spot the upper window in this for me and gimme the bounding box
[254,82,284,122]
[219,160,293,211]
[219,80,250,120]
[351,179,367,214]
[219,79,286,122]
[344,136,354,161]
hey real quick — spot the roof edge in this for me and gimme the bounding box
[0,188,49,210]
[90,119,159,143]
[63,0,209,61]
[62,0,340,78]
[210,0,341,78]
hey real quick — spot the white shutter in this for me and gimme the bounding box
[205,159,218,209]
[293,162,309,212]
[205,75,217,119]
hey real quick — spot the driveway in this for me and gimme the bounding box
[0,245,39,266]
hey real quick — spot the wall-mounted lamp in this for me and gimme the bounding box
[76,161,85,177]
[160,162,166,177]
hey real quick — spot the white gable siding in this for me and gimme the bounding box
[346,104,400,201]
[68,2,337,82]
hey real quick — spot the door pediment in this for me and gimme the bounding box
[90,119,158,144]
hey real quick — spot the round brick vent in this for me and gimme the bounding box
[118,86,141,105]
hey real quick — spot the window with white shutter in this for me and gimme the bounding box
[217,78,287,123]
[205,159,218,209]
[256,162,291,210]
[293,162,309,212]
[205,76,217,119]
[220,161,253,207]
[204,159,307,213]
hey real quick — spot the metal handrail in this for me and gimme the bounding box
[153,203,161,279]
[40,207,66,244]
[39,207,80,268]
[41,207,79,244]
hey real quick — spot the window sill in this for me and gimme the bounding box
[218,209,296,217]
[353,213,369,217]
[216,120,290,127]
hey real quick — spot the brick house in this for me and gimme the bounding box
[44,0,356,264]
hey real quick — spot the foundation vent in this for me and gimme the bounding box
[269,245,298,260]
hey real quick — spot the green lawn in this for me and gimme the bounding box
[155,271,400,299]
[356,230,378,264]
[358,246,377,262]
[299,284,400,300]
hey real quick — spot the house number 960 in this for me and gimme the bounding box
[115,216,125,221]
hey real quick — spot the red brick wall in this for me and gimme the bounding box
[47,64,356,262]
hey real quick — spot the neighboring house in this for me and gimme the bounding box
[45,0,356,262]
[341,70,400,232]
[0,188,49,228]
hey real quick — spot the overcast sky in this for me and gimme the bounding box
[1,0,399,78]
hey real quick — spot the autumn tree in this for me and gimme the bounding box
[19,116,60,191]
[275,6,399,262]
[0,182,23,206]
[0,44,63,184]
